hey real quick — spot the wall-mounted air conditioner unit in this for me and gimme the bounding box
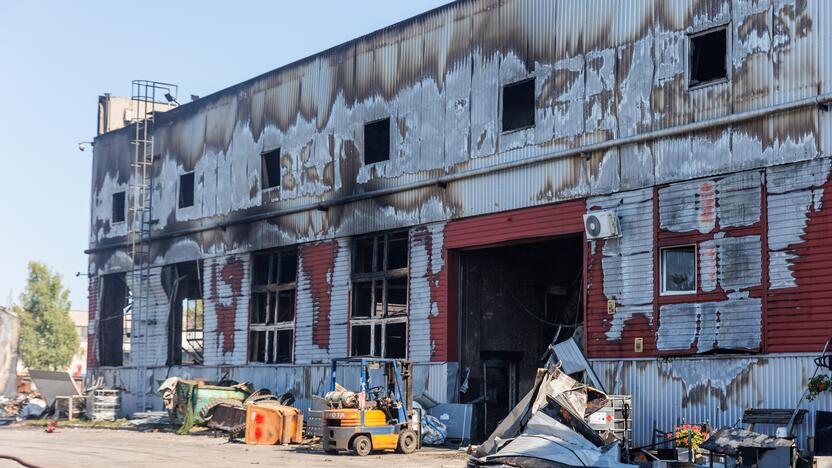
[583,210,620,240]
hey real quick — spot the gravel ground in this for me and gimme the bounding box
[0,425,470,468]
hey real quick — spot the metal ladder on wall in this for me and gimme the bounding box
[128,80,177,411]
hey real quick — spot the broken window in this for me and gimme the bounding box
[363,118,390,164]
[502,78,535,132]
[163,261,204,365]
[261,148,281,189]
[661,245,697,295]
[689,27,728,87]
[250,248,297,363]
[179,172,195,208]
[350,231,409,358]
[99,273,131,367]
[112,191,125,223]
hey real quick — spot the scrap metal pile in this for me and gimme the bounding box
[158,377,303,445]
[469,364,636,468]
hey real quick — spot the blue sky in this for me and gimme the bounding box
[0,0,450,311]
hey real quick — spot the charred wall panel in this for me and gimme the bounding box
[202,254,250,366]
[89,0,829,267]
[295,240,351,364]
[409,223,447,362]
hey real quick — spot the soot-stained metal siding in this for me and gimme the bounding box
[86,0,832,386]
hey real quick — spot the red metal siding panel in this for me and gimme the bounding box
[767,173,832,352]
[299,242,338,352]
[444,200,586,249]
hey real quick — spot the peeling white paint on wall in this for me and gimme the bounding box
[767,159,831,289]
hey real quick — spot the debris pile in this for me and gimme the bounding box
[469,365,636,467]
[158,376,303,445]
[0,393,46,420]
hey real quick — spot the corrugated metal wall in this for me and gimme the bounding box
[586,188,655,357]
[591,354,832,448]
[202,254,250,366]
[767,159,832,352]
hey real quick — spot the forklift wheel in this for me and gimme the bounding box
[396,430,418,454]
[352,435,372,456]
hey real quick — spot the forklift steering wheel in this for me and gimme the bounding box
[369,385,385,398]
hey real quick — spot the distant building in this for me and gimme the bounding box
[97,93,176,135]
[0,306,20,397]
[68,310,88,378]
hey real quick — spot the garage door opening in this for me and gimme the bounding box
[458,234,584,438]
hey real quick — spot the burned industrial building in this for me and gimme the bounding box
[85,0,832,446]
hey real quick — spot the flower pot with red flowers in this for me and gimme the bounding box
[671,424,708,462]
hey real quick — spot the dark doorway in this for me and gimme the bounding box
[162,261,204,366]
[458,235,584,438]
[99,273,130,367]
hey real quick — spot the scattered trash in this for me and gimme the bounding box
[19,398,47,419]
[421,412,447,445]
[44,420,58,433]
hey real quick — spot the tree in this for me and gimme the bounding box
[13,262,79,371]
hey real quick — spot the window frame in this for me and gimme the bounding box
[249,248,297,364]
[349,231,409,358]
[660,244,698,296]
[686,24,731,90]
[501,77,536,133]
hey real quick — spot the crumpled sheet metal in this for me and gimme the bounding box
[472,367,635,467]
[483,412,634,468]
[700,427,794,457]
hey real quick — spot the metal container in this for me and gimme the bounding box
[87,389,120,421]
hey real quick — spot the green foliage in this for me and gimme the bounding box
[13,262,80,371]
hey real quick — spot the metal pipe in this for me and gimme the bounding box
[86,92,832,254]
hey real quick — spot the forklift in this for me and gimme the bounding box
[321,358,421,456]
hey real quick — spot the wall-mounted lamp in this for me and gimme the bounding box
[78,141,94,152]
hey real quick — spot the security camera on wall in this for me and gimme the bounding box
[583,210,620,240]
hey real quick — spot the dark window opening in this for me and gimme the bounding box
[689,27,728,87]
[502,78,535,132]
[250,248,297,363]
[112,192,126,223]
[179,172,195,208]
[163,261,204,366]
[384,322,407,358]
[261,148,281,189]
[99,273,131,367]
[351,325,372,356]
[363,118,390,164]
[350,231,409,357]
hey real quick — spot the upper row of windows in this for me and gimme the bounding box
[108,27,728,223]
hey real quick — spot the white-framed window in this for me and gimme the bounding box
[249,248,297,363]
[661,245,697,295]
[350,231,409,358]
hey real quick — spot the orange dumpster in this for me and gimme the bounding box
[245,402,303,445]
